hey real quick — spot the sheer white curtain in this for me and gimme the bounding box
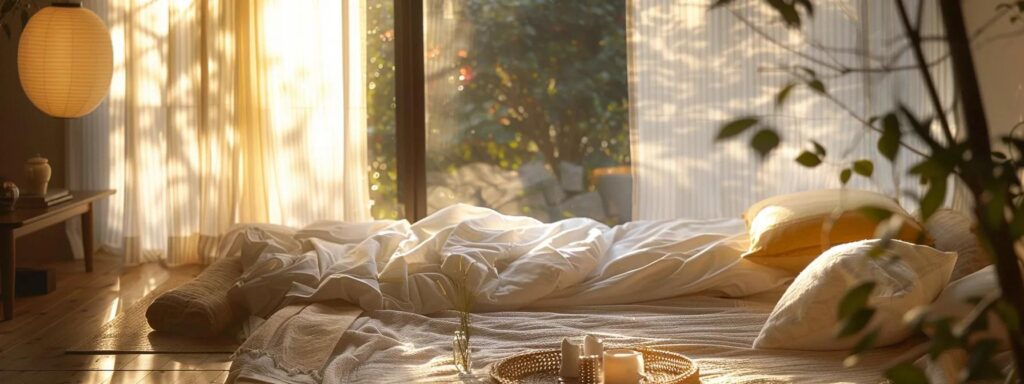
[69,0,369,265]
[628,0,956,220]
[234,0,369,227]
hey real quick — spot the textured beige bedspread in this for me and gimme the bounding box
[318,288,911,383]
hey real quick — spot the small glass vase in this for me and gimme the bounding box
[452,329,472,374]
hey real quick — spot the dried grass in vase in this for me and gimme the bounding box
[437,259,476,374]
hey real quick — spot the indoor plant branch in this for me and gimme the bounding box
[938,0,1024,377]
[731,1,1017,80]
[894,0,956,145]
[778,66,933,159]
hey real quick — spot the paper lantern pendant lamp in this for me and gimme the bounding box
[17,3,113,118]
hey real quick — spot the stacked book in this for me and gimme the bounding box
[19,189,72,209]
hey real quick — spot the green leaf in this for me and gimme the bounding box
[909,157,953,180]
[852,329,878,354]
[983,183,1007,230]
[852,160,873,177]
[796,66,817,79]
[899,105,936,149]
[840,168,852,185]
[927,320,960,359]
[811,140,826,156]
[750,129,780,158]
[807,79,826,94]
[920,177,947,221]
[716,117,759,141]
[884,362,928,384]
[775,82,797,108]
[878,113,901,161]
[765,0,802,27]
[795,151,822,167]
[838,282,875,320]
[837,308,876,338]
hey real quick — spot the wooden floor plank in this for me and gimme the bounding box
[0,264,198,359]
[0,285,134,364]
[136,370,208,384]
[68,369,116,384]
[0,370,26,382]
[106,370,154,384]
[0,255,123,339]
[5,371,72,384]
[204,371,230,384]
[0,254,229,383]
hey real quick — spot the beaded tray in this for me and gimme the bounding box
[490,346,699,384]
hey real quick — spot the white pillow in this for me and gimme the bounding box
[925,209,990,281]
[754,239,956,350]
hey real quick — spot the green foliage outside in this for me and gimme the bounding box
[436,0,630,171]
[365,0,630,220]
[366,0,399,219]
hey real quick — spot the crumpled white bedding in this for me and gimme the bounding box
[225,204,793,316]
[324,291,911,383]
[227,204,898,383]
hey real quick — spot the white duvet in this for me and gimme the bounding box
[224,204,792,316]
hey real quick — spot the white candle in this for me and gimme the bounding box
[602,349,645,384]
[583,334,604,356]
[560,338,582,378]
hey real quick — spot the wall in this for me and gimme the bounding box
[964,1,1024,142]
[0,21,73,264]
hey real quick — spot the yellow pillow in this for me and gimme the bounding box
[742,189,931,273]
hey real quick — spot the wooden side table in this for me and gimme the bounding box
[0,190,115,320]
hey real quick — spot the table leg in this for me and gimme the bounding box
[83,203,94,273]
[1,229,14,321]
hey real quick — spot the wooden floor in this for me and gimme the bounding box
[0,253,230,384]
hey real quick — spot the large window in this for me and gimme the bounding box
[367,0,631,224]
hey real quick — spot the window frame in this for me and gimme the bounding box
[394,0,428,221]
